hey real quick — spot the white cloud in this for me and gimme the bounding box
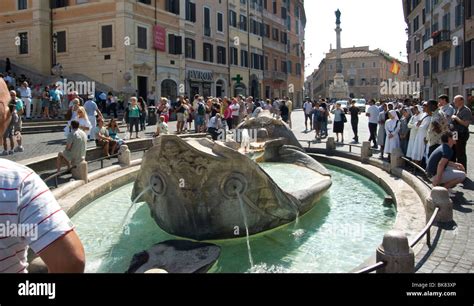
[304,0,408,77]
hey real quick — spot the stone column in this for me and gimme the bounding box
[425,187,453,223]
[71,160,88,183]
[361,141,372,160]
[326,137,336,150]
[390,147,404,172]
[376,230,415,273]
[118,145,131,167]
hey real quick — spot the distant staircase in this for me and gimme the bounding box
[0,59,114,93]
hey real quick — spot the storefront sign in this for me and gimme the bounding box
[154,25,166,51]
[188,70,213,82]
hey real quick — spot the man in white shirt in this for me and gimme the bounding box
[4,73,13,87]
[18,81,32,119]
[0,78,85,273]
[83,95,102,140]
[366,99,380,148]
[303,99,313,131]
[208,113,223,140]
[286,97,293,128]
[438,95,455,126]
[231,98,241,129]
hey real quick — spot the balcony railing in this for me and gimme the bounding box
[424,30,451,56]
[264,70,287,81]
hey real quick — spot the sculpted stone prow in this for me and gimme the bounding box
[133,112,332,241]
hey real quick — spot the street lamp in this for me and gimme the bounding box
[52,32,58,69]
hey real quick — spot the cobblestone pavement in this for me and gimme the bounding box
[2,110,473,273]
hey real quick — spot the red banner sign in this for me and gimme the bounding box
[154,25,166,51]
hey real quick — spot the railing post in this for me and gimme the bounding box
[71,160,88,184]
[390,147,404,172]
[326,137,336,150]
[425,187,453,223]
[118,145,131,167]
[376,230,415,273]
[361,141,372,161]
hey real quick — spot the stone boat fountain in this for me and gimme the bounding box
[132,111,332,241]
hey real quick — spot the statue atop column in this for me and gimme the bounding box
[329,9,350,100]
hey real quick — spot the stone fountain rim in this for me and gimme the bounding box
[50,154,428,273]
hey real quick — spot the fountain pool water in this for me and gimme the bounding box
[72,164,396,273]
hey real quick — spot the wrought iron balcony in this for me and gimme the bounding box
[423,30,452,56]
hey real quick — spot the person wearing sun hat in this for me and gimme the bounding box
[83,93,102,140]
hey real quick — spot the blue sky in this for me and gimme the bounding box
[304,0,407,77]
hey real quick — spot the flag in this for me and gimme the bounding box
[390,60,401,75]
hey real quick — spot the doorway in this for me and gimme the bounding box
[137,76,148,100]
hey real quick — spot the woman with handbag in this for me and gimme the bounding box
[332,102,346,143]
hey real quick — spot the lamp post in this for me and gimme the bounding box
[52,32,58,69]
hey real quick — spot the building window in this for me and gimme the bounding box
[137,26,147,50]
[465,39,474,68]
[229,10,237,27]
[240,15,247,31]
[466,0,474,19]
[168,34,182,55]
[280,31,287,44]
[281,60,287,73]
[442,12,450,31]
[165,0,180,15]
[185,0,196,22]
[217,46,226,64]
[18,32,28,55]
[56,31,67,53]
[51,0,68,9]
[296,63,301,75]
[203,43,214,62]
[241,50,249,67]
[281,6,287,19]
[455,4,463,28]
[204,7,211,37]
[442,50,451,70]
[272,28,279,41]
[17,0,27,10]
[287,60,292,74]
[101,25,113,49]
[432,56,439,74]
[272,0,277,14]
[413,15,419,32]
[185,38,195,59]
[217,12,224,32]
[251,53,263,70]
[138,0,151,4]
[423,60,430,76]
[230,47,238,65]
[455,45,463,66]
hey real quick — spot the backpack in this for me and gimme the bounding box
[198,103,205,116]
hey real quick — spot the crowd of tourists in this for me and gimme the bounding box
[303,95,472,194]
